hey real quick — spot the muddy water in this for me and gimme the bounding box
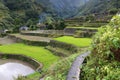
[0,59,35,80]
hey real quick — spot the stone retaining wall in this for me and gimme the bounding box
[67,52,90,80]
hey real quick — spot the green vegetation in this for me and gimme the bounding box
[0,43,59,69]
[1,0,120,80]
[81,15,120,80]
[44,53,79,80]
[66,26,98,30]
[0,43,60,79]
[0,1,13,29]
[0,0,67,32]
[78,0,120,16]
[16,53,83,80]
[46,20,67,30]
[44,47,88,80]
[0,0,42,32]
[65,21,108,28]
[0,43,87,80]
[54,36,92,47]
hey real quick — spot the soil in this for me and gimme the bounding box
[10,34,52,42]
[110,48,120,61]
[0,36,15,45]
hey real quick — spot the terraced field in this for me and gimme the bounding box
[54,36,92,47]
[0,33,92,80]
[0,43,60,69]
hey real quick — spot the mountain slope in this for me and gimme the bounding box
[0,0,89,31]
[77,0,120,16]
[37,0,89,18]
[0,0,43,30]
[0,1,13,30]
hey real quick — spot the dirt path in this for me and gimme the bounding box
[0,37,15,45]
[67,51,91,80]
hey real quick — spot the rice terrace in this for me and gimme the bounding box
[0,0,120,80]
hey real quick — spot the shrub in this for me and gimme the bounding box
[44,53,79,80]
[81,14,120,80]
[74,30,95,38]
[109,8,118,15]
[54,20,67,30]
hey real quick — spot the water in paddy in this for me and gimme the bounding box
[0,59,35,80]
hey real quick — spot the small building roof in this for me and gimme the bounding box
[37,23,46,27]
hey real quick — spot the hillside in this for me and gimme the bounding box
[77,0,120,16]
[0,0,120,31]
[65,0,120,27]
[1,1,120,80]
[0,1,12,30]
[0,0,43,31]
[38,0,89,18]
[0,0,89,31]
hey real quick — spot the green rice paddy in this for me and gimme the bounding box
[54,36,92,47]
[0,43,60,69]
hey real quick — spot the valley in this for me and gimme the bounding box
[0,0,120,80]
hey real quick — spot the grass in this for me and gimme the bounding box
[66,26,98,30]
[45,53,80,80]
[45,47,88,80]
[54,36,92,47]
[0,43,60,69]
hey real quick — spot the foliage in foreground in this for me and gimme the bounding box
[44,53,79,80]
[81,14,120,80]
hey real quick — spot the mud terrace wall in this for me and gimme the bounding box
[8,35,49,46]
[49,40,79,53]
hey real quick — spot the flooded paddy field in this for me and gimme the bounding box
[0,59,35,80]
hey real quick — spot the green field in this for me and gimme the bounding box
[0,43,59,69]
[54,36,92,47]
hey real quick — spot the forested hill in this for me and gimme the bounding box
[0,0,88,31]
[77,0,120,16]
[1,0,120,31]
[0,0,42,30]
[37,0,89,18]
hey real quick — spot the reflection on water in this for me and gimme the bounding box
[0,59,35,80]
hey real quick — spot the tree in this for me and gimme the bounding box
[25,10,39,19]
[54,20,66,30]
[109,8,118,14]
[45,23,54,30]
